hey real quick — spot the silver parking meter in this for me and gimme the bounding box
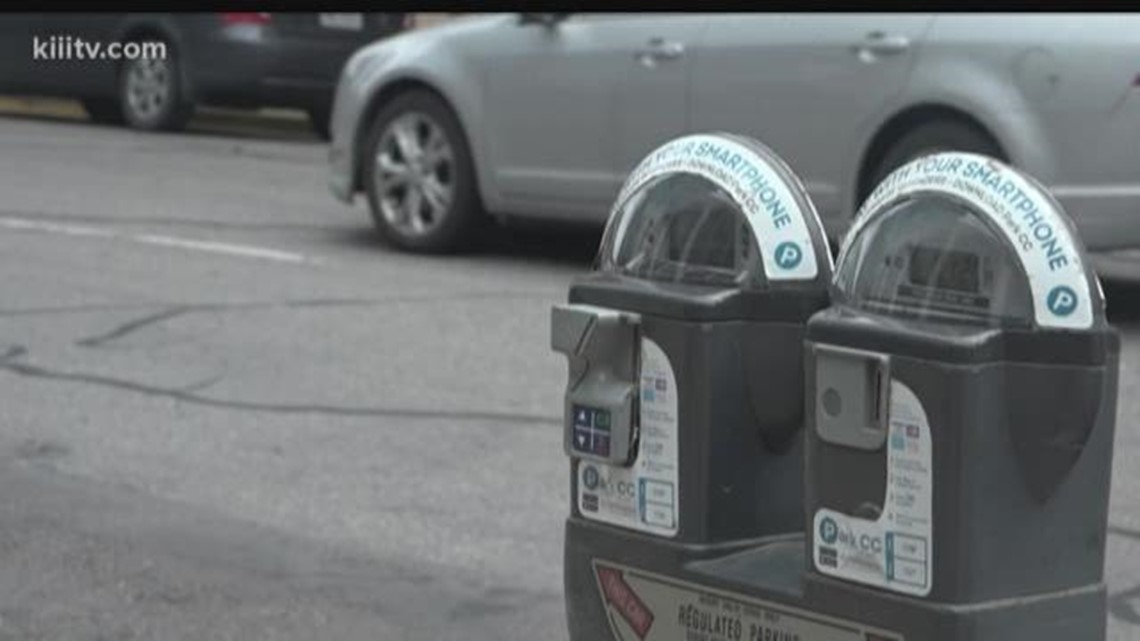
[553,133,835,640]
[804,152,1119,640]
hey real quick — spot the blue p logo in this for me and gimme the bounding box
[1046,285,1078,317]
[583,465,600,490]
[819,516,838,544]
[775,241,803,270]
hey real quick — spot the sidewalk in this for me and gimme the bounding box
[0,96,316,141]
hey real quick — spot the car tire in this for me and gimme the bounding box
[361,89,483,253]
[81,98,124,125]
[118,39,193,132]
[864,119,1005,202]
[307,105,332,141]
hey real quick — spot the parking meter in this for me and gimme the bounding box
[553,133,834,640]
[804,152,1119,640]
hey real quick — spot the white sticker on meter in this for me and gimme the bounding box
[849,152,1093,330]
[813,380,933,597]
[577,337,679,537]
[610,133,824,281]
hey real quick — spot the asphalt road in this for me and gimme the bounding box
[0,112,1137,641]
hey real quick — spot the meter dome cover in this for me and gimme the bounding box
[599,171,764,288]
[597,133,831,289]
[836,152,1104,329]
[835,195,1036,326]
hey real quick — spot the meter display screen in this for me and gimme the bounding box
[602,173,762,288]
[907,245,981,294]
[836,196,1035,326]
[666,209,737,270]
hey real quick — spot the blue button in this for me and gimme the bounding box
[573,427,592,453]
[573,406,592,428]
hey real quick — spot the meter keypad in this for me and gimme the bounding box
[573,405,613,458]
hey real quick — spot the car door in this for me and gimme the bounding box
[690,14,935,233]
[0,14,41,92]
[0,13,123,97]
[34,13,124,97]
[481,13,690,220]
[613,15,709,181]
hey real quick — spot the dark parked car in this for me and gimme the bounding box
[0,12,408,137]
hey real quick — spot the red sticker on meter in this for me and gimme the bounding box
[596,564,655,638]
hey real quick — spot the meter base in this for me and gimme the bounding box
[565,517,807,641]
[567,516,1107,641]
[804,574,1107,641]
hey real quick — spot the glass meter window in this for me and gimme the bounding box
[601,173,764,288]
[836,196,1034,327]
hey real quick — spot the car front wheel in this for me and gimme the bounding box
[118,41,193,132]
[361,90,483,253]
[864,119,1005,202]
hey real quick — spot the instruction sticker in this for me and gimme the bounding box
[578,337,679,537]
[847,152,1094,329]
[592,560,903,641]
[813,380,933,597]
[609,133,826,281]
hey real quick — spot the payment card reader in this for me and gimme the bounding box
[553,133,836,641]
[804,152,1119,640]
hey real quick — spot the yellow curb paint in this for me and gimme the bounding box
[0,96,84,119]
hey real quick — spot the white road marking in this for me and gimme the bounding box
[0,217,317,264]
[132,234,311,263]
[0,217,114,238]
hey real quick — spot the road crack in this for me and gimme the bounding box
[0,347,558,426]
[76,307,193,348]
[62,294,552,349]
[3,293,560,423]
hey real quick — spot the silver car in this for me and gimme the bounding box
[329,12,1140,266]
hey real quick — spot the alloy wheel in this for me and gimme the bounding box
[372,112,456,237]
[124,57,172,123]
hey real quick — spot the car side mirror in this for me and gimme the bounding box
[519,13,569,28]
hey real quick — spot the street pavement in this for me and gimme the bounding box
[0,111,1137,640]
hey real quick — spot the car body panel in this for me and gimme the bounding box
[907,14,1140,250]
[330,13,517,207]
[690,13,935,240]
[484,14,710,220]
[330,12,1140,254]
[330,15,519,209]
[480,14,629,216]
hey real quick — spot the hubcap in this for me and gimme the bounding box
[373,112,455,237]
[125,56,171,121]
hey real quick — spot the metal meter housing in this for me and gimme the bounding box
[803,152,1119,641]
[555,132,835,641]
